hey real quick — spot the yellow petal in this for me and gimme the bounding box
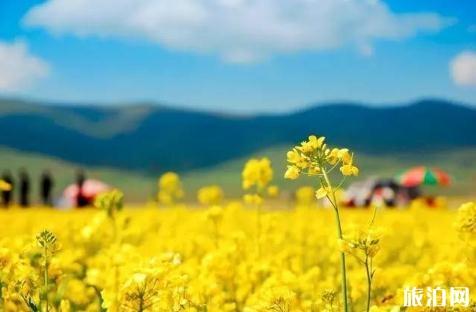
[315,187,328,199]
[284,166,300,180]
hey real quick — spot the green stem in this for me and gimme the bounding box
[90,285,106,312]
[44,246,49,312]
[322,169,349,312]
[138,294,144,312]
[365,257,372,312]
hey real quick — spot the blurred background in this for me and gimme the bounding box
[0,0,475,203]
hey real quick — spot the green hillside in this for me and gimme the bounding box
[2,98,476,174]
[1,147,475,204]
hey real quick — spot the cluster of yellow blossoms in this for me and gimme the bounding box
[157,172,184,205]
[284,135,359,205]
[285,135,358,181]
[456,202,476,239]
[242,158,273,191]
[197,185,224,206]
[242,158,276,205]
[455,202,476,263]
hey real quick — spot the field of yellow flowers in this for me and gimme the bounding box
[0,135,475,312]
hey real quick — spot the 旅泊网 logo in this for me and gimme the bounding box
[403,287,470,308]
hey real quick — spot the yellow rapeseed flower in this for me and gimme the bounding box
[197,185,224,206]
[284,165,300,180]
[242,157,273,190]
[157,172,184,204]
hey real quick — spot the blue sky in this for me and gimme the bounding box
[0,0,475,113]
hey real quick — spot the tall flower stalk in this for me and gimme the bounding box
[242,157,274,256]
[94,189,124,243]
[36,230,58,312]
[284,135,359,312]
[198,185,225,248]
[94,189,125,310]
[339,219,381,312]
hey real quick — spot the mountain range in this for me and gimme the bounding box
[1,98,475,174]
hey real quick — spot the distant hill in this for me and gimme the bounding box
[1,98,475,173]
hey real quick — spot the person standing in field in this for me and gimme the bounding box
[1,170,14,207]
[76,170,89,208]
[40,170,54,206]
[18,168,30,207]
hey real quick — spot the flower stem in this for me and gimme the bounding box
[138,294,144,312]
[44,245,49,312]
[322,169,349,312]
[365,257,372,312]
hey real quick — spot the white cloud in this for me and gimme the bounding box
[450,51,476,87]
[0,40,49,92]
[24,0,450,63]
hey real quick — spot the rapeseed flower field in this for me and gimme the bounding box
[1,201,475,311]
[0,136,474,312]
